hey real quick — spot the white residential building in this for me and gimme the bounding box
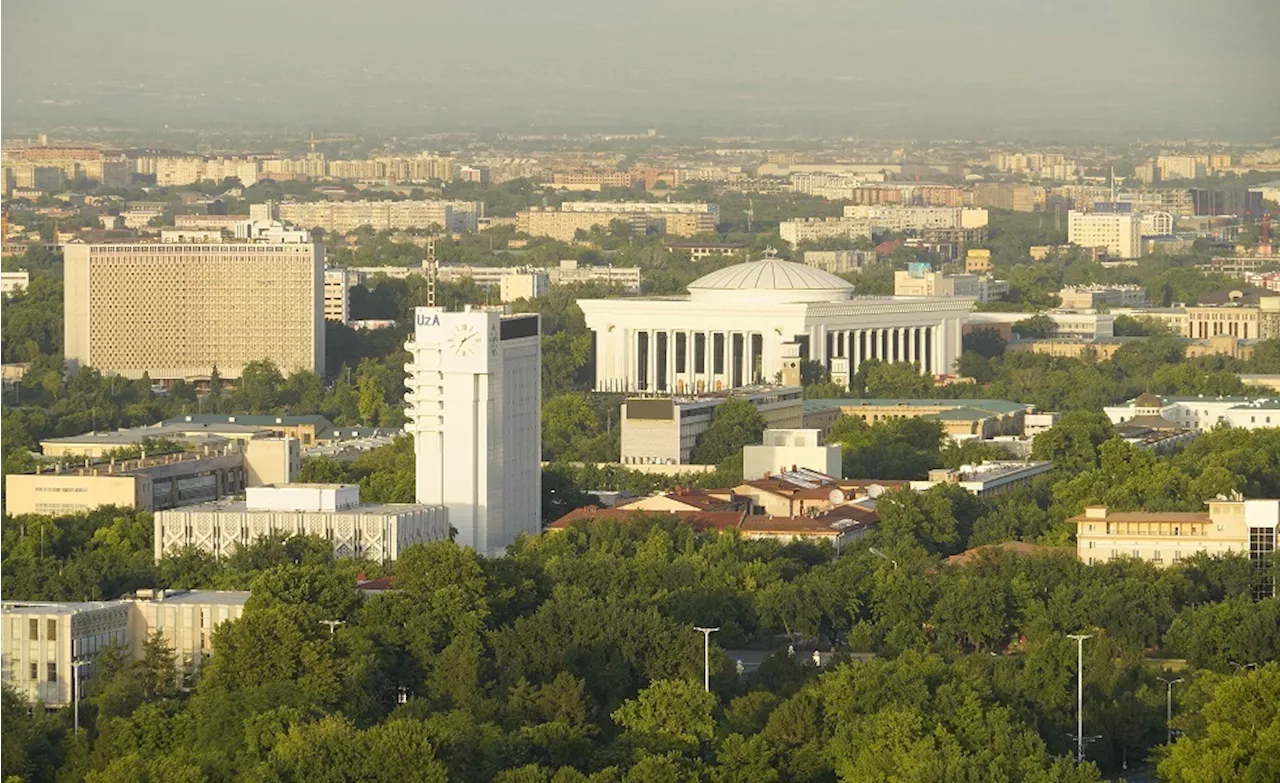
[842,205,988,232]
[1068,210,1142,259]
[779,217,874,247]
[1106,393,1280,432]
[1,270,30,296]
[405,308,542,556]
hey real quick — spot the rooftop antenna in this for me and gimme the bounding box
[1110,167,1116,205]
[309,132,316,156]
[746,198,754,233]
[424,235,438,308]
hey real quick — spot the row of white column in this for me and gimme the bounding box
[629,329,758,393]
[821,325,941,374]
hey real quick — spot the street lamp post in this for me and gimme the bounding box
[1067,634,1092,763]
[1156,677,1184,745]
[693,627,719,692]
[70,659,91,735]
[319,619,345,636]
[868,547,898,570]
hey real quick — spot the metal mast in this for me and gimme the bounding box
[425,235,438,307]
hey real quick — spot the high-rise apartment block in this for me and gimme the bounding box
[405,308,542,556]
[323,268,350,322]
[779,217,873,247]
[278,199,483,234]
[63,237,324,381]
[1067,210,1142,259]
[972,182,1035,212]
[842,205,988,232]
[517,202,717,242]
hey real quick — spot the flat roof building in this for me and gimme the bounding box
[621,386,804,466]
[579,254,973,395]
[2,589,248,707]
[1071,499,1277,596]
[5,437,298,516]
[802,398,1032,439]
[63,238,324,381]
[154,483,448,562]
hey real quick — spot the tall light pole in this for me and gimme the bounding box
[1067,634,1092,763]
[1156,677,1184,745]
[868,547,898,570]
[693,627,719,692]
[319,619,345,636]
[70,659,91,735]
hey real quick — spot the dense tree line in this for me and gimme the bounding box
[5,506,1279,781]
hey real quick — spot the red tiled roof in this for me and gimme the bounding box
[547,507,748,532]
[548,505,880,539]
[356,576,395,591]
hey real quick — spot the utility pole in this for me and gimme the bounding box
[1067,634,1092,763]
[319,619,345,637]
[70,659,91,734]
[869,547,898,570]
[693,627,719,692]
[424,235,438,308]
[1156,677,1183,745]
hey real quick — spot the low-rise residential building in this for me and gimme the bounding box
[153,483,449,562]
[621,386,804,465]
[2,589,248,706]
[964,249,993,274]
[1071,499,1277,596]
[517,202,717,242]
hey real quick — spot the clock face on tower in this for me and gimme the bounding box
[448,323,481,357]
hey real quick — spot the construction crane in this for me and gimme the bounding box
[424,235,438,307]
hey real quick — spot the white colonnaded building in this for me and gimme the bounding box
[578,253,974,393]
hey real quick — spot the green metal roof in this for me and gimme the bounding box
[165,414,332,427]
[802,398,1030,415]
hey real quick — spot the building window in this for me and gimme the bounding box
[1088,541,1095,549]
[29,619,38,639]
[47,620,56,641]
[29,662,38,680]
[47,662,57,683]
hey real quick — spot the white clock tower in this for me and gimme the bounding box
[405,307,542,556]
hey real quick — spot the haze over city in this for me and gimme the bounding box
[3,2,1280,781]
[4,0,1279,139]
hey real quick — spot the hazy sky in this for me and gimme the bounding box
[4,0,1278,139]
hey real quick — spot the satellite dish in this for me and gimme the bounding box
[866,484,885,499]
[828,489,845,505]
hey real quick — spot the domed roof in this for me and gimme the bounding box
[687,252,854,304]
[1135,391,1164,408]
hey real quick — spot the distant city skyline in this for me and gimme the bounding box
[3,0,1278,141]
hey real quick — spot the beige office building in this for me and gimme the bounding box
[2,590,248,706]
[63,239,324,381]
[1072,499,1277,595]
[4,437,297,517]
[323,268,350,322]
